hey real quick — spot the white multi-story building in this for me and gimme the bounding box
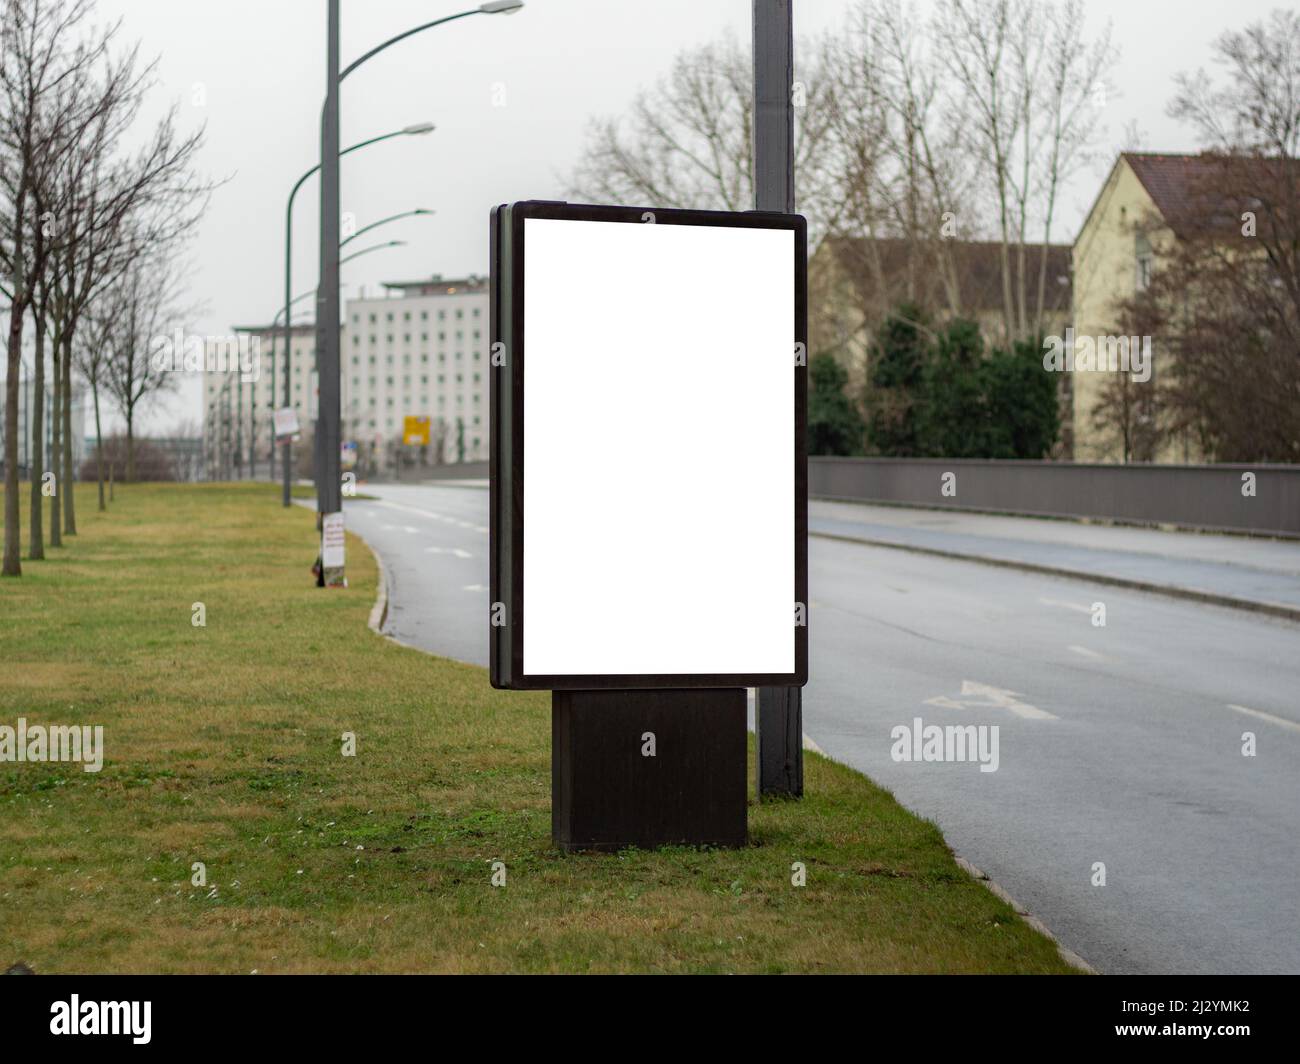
[203,323,316,480]
[203,274,489,480]
[344,274,490,470]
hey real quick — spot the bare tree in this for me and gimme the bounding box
[1,0,110,573]
[934,0,1112,343]
[1,0,207,572]
[51,24,208,524]
[568,33,838,238]
[102,251,189,480]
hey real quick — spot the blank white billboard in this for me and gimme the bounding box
[521,216,795,677]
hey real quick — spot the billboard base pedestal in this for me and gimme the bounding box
[552,689,747,852]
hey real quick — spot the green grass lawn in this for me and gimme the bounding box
[0,482,1077,973]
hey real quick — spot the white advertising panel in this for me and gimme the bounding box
[520,215,795,678]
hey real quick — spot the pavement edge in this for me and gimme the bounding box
[955,856,1097,974]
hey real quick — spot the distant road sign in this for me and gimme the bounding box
[403,415,430,446]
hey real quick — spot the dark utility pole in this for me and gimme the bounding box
[753,0,803,798]
[316,0,344,584]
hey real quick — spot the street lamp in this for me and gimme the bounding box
[279,122,434,507]
[313,0,525,585]
[276,237,417,326]
[340,208,434,250]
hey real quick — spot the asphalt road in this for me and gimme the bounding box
[343,482,1300,975]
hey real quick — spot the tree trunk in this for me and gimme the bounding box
[62,332,76,533]
[92,378,105,512]
[29,314,45,561]
[49,327,62,547]
[126,414,136,482]
[3,299,24,577]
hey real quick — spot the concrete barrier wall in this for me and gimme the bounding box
[809,457,1300,537]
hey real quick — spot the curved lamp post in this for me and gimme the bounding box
[311,0,524,540]
[280,122,433,505]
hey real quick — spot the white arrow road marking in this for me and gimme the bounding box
[924,680,1057,720]
[1227,703,1300,735]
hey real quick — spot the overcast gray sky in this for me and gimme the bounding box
[95,0,1278,433]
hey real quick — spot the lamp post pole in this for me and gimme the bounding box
[313,0,524,582]
[753,0,803,798]
[315,0,343,585]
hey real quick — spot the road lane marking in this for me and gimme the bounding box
[924,680,1057,720]
[1040,597,1092,613]
[1227,703,1300,734]
[423,546,473,559]
[373,499,488,535]
[1068,644,1107,661]
[463,584,486,592]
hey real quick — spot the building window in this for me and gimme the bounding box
[1135,232,1153,293]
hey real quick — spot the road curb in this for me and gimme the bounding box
[954,857,1096,974]
[810,530,1300,624]
[368,548,390,635]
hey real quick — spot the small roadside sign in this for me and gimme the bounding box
[273,407,300,442]
[321,511,345,570]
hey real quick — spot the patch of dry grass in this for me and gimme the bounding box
[0,482,1075,973]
